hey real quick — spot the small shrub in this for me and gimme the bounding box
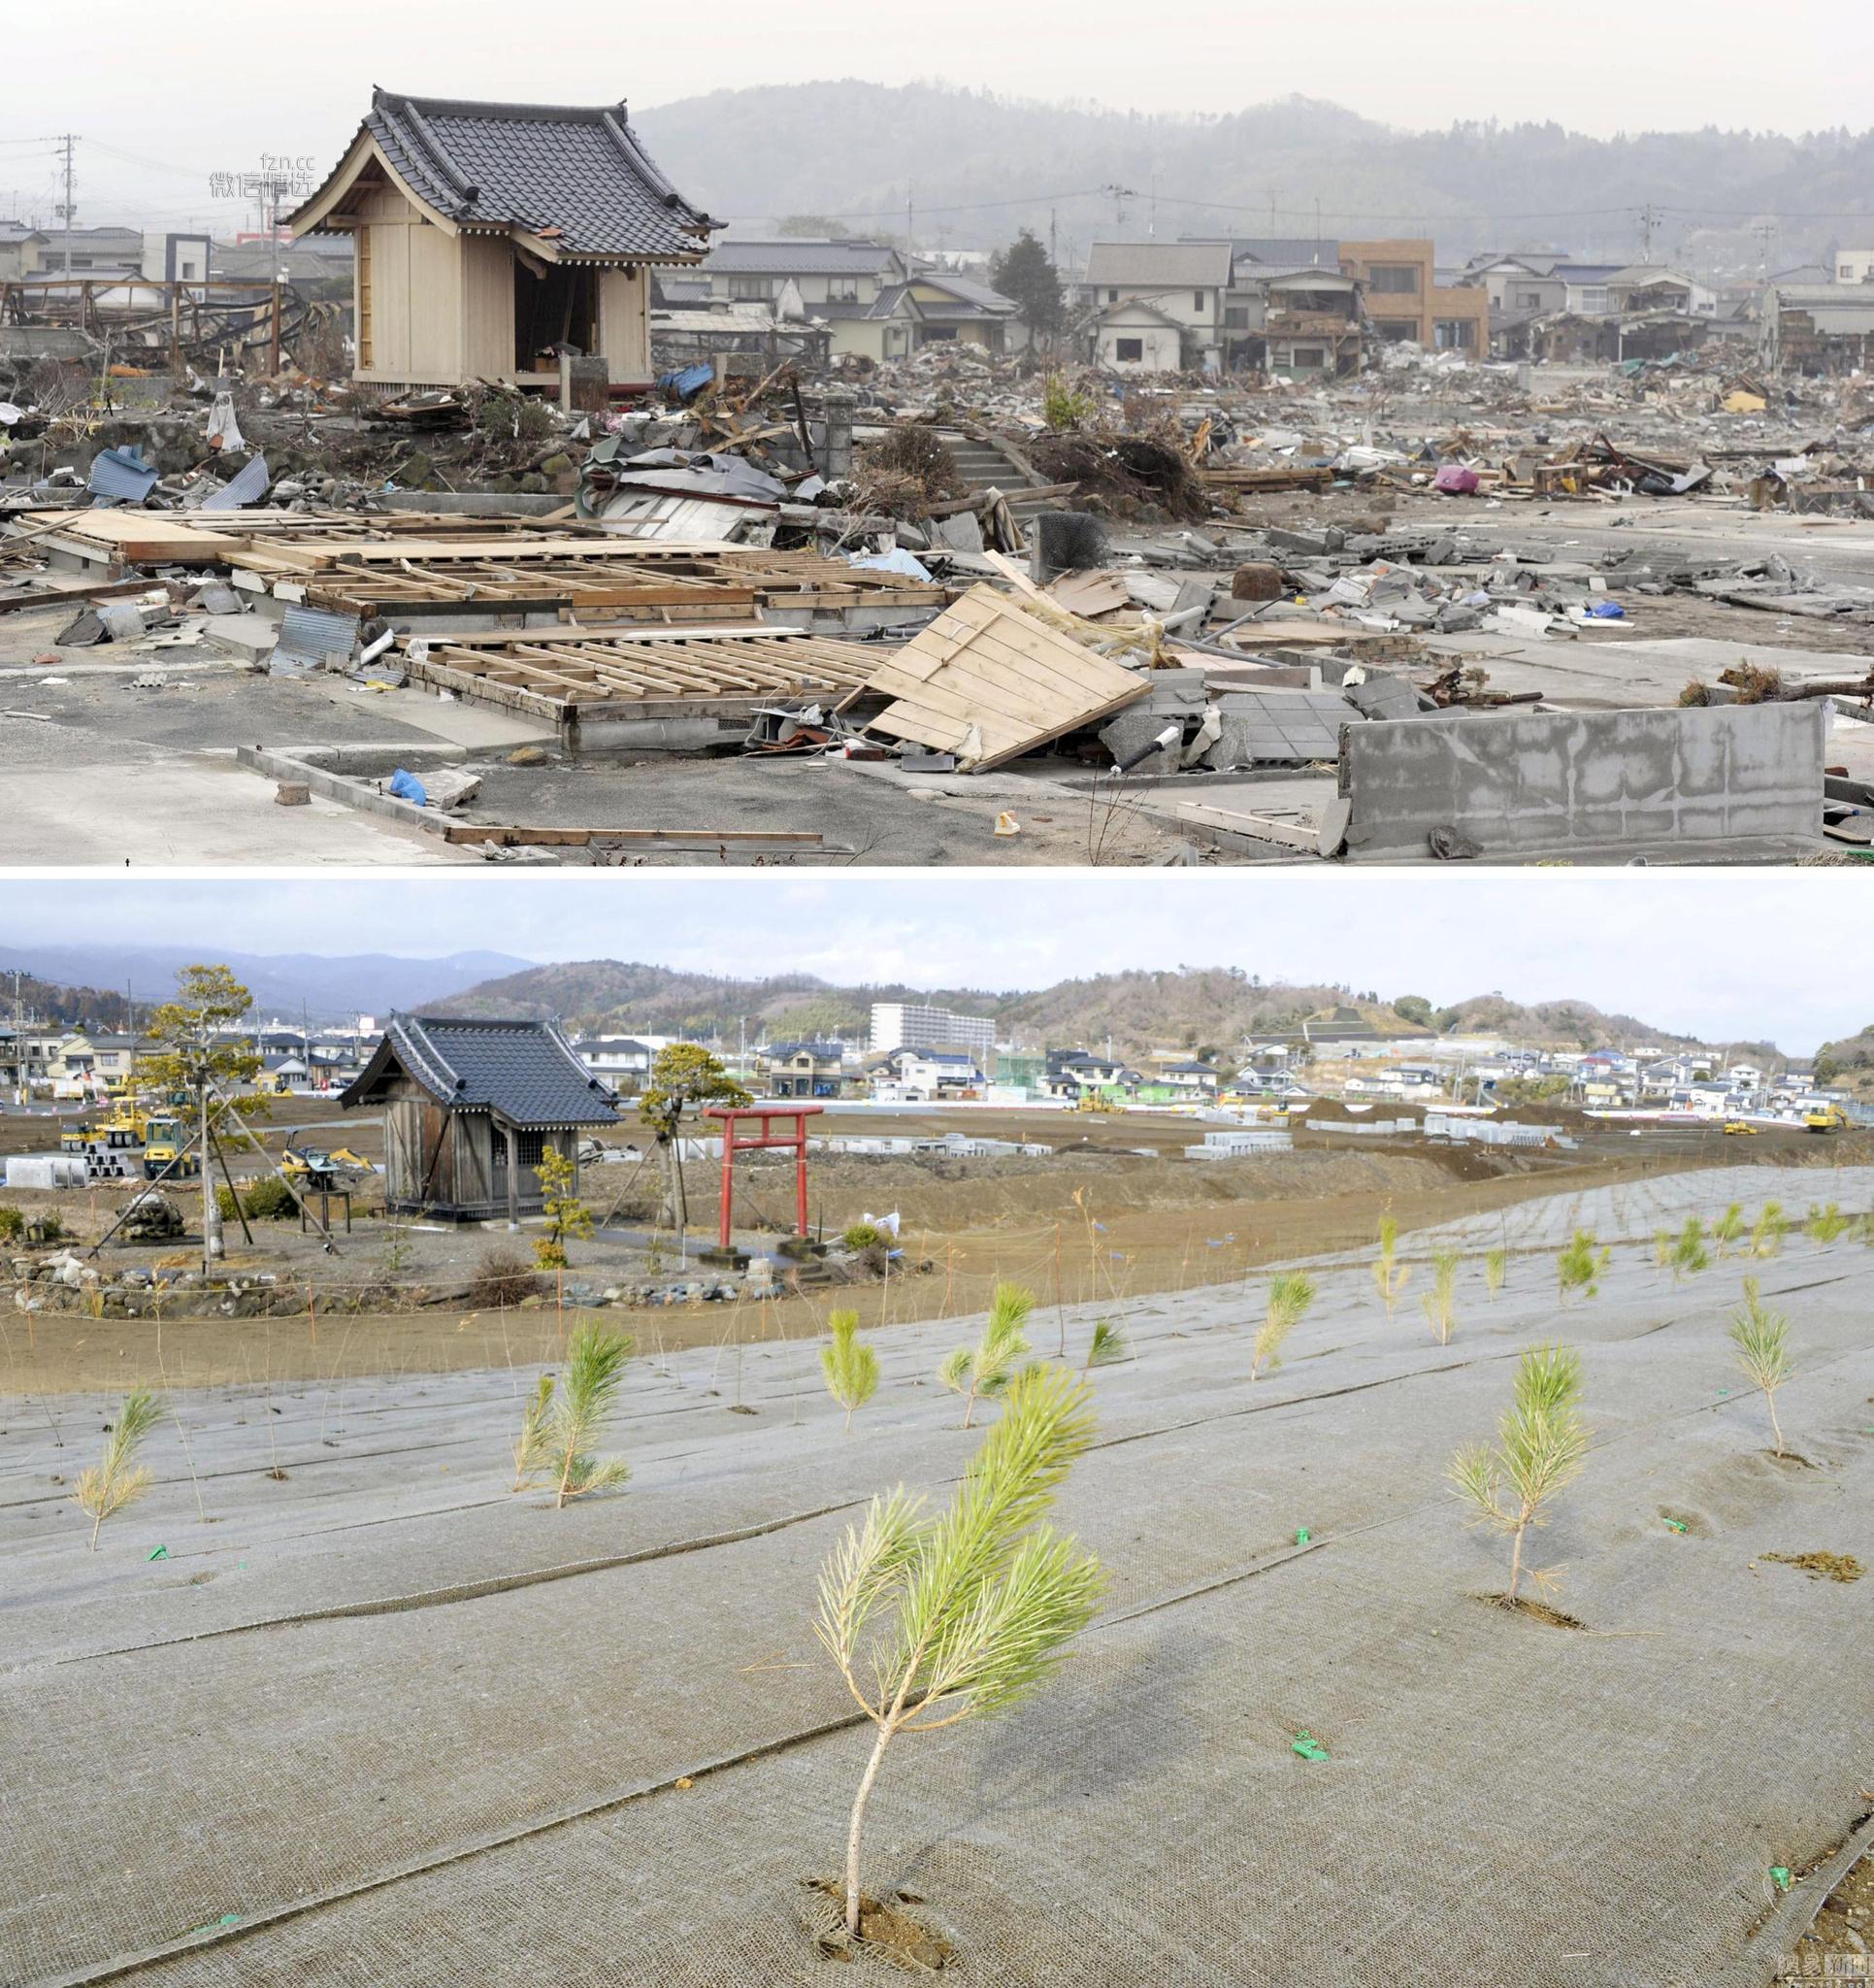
[244,1176,298,1222]
[1713,1203,1746,1253]
[469,1246,541,1309]
[1728,1276,1793,1457]
[1448,1343,1588,1606]
[842,1221,887,1253]
[1043,373,1094,430]
[0,1204,23,1241]
[1253,1271,1316,1379]
[822,1310,880,1432]
[534,1238,569,1271]
[939,1282,1032,1428]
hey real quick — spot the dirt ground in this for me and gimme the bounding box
[6,1122,1864,1395]
[1780,1850,1874,1982]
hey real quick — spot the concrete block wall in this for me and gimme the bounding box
[1340,703,1825,861]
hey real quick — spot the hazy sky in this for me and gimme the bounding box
[1,874,1864,1052]
[9,1,1871,230]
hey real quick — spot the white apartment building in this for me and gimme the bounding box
[869,1003,997,1062]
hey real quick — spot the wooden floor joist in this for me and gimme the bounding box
[401,623,877,712]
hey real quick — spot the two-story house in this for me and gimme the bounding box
[1080,241,1234,373]
[758,1041,848,1101]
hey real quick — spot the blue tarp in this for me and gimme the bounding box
[657,362,715,404]
[388,768,429,807]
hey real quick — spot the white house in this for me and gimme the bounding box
[1080,240,1234,373]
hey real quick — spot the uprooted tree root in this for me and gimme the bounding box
[1472,1592,1587,1630]
[1762,1551,1863,1584]
[1029,426,1209,521]
[801,1878,954,1971]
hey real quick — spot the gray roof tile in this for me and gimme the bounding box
[345,1014,619,1127]
[353,89,708,261]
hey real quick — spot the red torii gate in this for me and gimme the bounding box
[705,1104,822,1250]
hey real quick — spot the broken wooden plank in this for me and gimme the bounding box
[861,582,1149,772]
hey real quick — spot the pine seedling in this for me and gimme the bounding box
[1484,1246,1508,1299]
[1252,1271,1316,1379]
[1371,1213,1410,1319]
[510,1372,555,1492]
[1669,1215,1710,1282]
[1653,1229,1673,1275]
[1713,1203,1746,1255]
[74,1389,162,1550]
[822,1310,881,1433]
[1447,1342,1589,1606]
[1421,1246,1462,1344]
[1729,1276,1793,1458]
[938,1282,1032,1428]
[514,1323,633,1508]
[1557,1229,1611,1304]
[1805,1202,1848,1245]
[1752,1201,1787,1259]
[813,1365,1106,1942]
[1084,1319,1127,1370]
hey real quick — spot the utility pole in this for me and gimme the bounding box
[54,133,79,275]
[1313,197,1323,266]
[1638,202,1661,265]
[1754,219,1777,281]
[1101,182,1136,233]
[905,181,913,268]
[198,1069,220,1276]
[1048,206,1058,270]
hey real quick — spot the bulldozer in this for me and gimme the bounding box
[1074,1091,1117,1113]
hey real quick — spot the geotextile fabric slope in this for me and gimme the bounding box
[2,1163,1870,1987]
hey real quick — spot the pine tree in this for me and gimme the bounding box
[987,229,1063,337]
[74,1390,162,1550]
[513,1324,633,1507]
[814,1366,1105,1940]
[938,1283,1032,1428]
[822,1310,881,1433]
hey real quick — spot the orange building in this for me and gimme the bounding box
[1336,239,1490,354]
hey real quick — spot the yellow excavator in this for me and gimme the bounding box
[1804,1105,1848,1134]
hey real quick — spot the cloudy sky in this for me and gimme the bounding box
[7,1,1869,229]
[1,874,1864,1052]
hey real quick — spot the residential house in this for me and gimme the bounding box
[141,232,214,283]
[288,89,710,393]
[573,1036,656,1089]
[1833,248,1874,285]
[30,225,144,275]
[1160,1060,1221,1097]
[1336,240,1489,354]
[1044,1049,1137,1098]
[758,1041,848,1100]
[1231,264,1365,378]
[0,221,45,280]
[1761,282,1874,375]
[1079,241,1235,373]
[871,1048,982,1100]
[342,1013,618,1220]
[1604,266,1717,318]
[694,241,1023,360]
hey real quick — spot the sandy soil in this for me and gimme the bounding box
[6,1130,1864,1395]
